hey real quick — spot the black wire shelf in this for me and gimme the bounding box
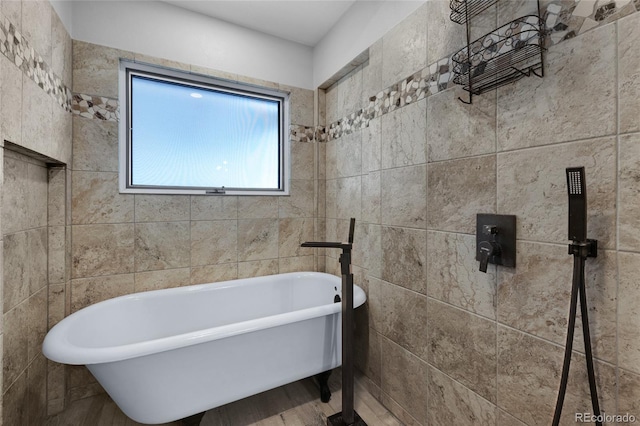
[451,15,545,96]
[449,0,499,24]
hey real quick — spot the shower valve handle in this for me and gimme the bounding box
[478,240,501,273]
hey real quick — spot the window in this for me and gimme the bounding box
[118,60,290,195]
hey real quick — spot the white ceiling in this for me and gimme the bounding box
[161,0,357,47]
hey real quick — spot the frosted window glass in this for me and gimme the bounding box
[130,75,281,190]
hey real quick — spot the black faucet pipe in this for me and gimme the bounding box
[551,243,601,426]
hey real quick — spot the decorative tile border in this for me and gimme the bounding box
[0,15,72,112]
[71,94,119,121]
[323,0,638,142]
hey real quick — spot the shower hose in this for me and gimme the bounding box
[551,243,602,426]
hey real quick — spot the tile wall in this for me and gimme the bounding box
[0,1,73,424]
[321,1,640,425]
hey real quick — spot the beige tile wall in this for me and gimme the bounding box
[67,40,319,400]
[0,1,75,422]
[322,3,640,425]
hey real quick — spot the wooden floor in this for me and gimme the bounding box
[45,371,403,426]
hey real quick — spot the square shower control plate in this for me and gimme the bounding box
[476,214,516,268]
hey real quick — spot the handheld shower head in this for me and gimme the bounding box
[566,167,587,242]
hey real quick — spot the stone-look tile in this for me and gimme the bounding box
[52,8,72,88]
[427,89,496,162]
[71,224,135,278]
[336,176,362,221]
[47,357,65,414]
[2,1,22,31]
[427,231,497,319]
[52,97,73,164]
[134,268,190,292]
[48,167,66,227]
[27,354,47,425]
[191,195,238,220]
[238,196,278,219]
[619,13,640,134]
[22,75,52,157]
[428,366,497,426]
[362,117,381,173]
[1,55,22,145]
[22,0,51,65]
[362,39,382,107]
[325,179,337,220]
[381,226,427,294]
[497,410,528,426]
[381,3,428,88]
[3,232,28,313]
[134,195,190,222]
[380,337,429,425]
[279,180,314,218]
[428,299,497,402]
[336,131,362,178]
[354,326,382,389]
[281,85,314,127]
[279,218,313,258]
[238,259,279,279]
[72,117,119,172]
[48,226,66,284]
[338,65,363,119]
[27,162,49,228]
[73,40,133,98]
[3,372,26,426]
[190,220,237,266]
[2,154,28,235]
[3,302,27,390]
[325,84,339,127]
[497,24,616,151]
[48,284,65,328]
[381,99,427,168]
[71,172,133,224]
[619,368,640,425]
[427,0,466,64]
[133,53,190,71]
[497,0,538,23]
[190,64,237,82]
[325,139,338,181]
[498,242,617,363]
[619,252,640,373]
[70,274,135,313]
[497,326,617,426]
[278,255,314,273]
[27,288,47,363]
[358,223,381,278]
[28,228,47,296]
[237,218,279,262]
[427,155,496,234]
[368,278,428,360]
[3,228,47,313]
[291,140,315,181]
[381,164,426,229]
[497,137,616,248]
[134,222,190,272]
[190,263,238,285]
[619,133,640,251]
[362,171,381,224]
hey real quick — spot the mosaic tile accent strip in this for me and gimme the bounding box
[71,94,119,121]
[0,15,72,112]
[290,125,316,142]
[323,0,638,142]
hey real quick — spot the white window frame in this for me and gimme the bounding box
[118,60,290,195]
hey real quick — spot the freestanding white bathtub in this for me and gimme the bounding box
[43,272,366,424]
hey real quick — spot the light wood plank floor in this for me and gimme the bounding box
[45,371,403,426]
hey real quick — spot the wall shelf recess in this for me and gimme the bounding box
[449,0,545,104]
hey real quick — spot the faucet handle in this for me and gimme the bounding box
[478,240,501,273]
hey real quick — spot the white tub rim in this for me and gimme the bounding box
[43,272,365,365]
